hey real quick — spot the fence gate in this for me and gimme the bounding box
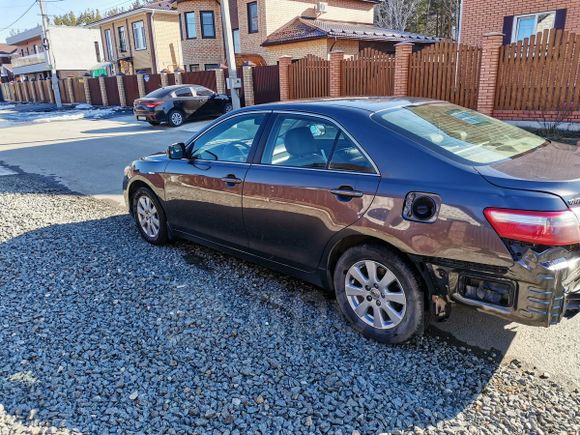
[288,55,329,100]
[182,70,217,91]
[144,74,162,94]
[104,77,120,106]
[88,78,102,106]
[495,29,580,112]
[409,41,482,109]
[342,48,395,97]
[253,65,280,104]
[123,75,140,106]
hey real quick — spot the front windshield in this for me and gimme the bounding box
[372,102,546,165]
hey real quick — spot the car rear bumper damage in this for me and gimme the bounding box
[417,245,580,326]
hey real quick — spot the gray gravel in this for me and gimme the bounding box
[0,166,578,434]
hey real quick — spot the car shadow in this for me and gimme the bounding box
[0,176,507,433]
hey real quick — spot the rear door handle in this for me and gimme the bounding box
[330,188,364,198]
[221,175,242,186]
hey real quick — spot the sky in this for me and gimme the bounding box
[0,0,134,42]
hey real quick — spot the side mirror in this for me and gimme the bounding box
[167,142,186,159]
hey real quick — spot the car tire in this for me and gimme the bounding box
[132,187,169,245]
[167,109,185,127]
[148,121,161,126]
[333,244,424,344]
[223,103,233,114]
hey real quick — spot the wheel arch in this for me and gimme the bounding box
[325,234,433,310]
[128,179,164,214]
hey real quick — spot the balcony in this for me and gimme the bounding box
[12,51,48,68]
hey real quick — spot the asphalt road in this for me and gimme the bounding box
[0,111,578,390]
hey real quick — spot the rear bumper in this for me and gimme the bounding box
[422,246,580,326]
[133,109,166,122]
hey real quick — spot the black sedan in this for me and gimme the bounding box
[123,98,580,344]
[133,84,232,127]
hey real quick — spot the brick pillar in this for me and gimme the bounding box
[242,65,255,106]
[394,42,413,97]
[117,75,127,107]
[175,72,182,85]
[66,78,74,103]
[215,69,226,94]
[137,74,146,97]
[477,32,504,116]
[278,55,292,101]
[98,76,108,106]
[329,50,344,98]
[83,78,91,105]
[161,73,169,88]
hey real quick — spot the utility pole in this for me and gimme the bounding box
[219,0,241,110]
[38,0,62,108]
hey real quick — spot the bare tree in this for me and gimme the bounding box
[375,0,421,31]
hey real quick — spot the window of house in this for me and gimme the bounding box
[233,29,241,53]
[185,12,197,39]
[132,20,147,50]
[247,2,258,33]
[512,12,556,42]
[204,63,220,70]
[201,11,216,38]
[189,64,200,71]
[118,26,128,52]
[104,29,114,60]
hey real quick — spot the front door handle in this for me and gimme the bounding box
[221,175,242,186]
[330,187,364,198]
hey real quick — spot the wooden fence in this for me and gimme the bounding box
[88,78,102,106]
[341,48,395,97]
[288,55,329,100]
[72,78,86,103]
[123,75,139,106]
[409,41,482,109]
[182,70,217,90]
[495,29,580,112]
[144,74,162,94]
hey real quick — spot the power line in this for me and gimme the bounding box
[0,0,37,32]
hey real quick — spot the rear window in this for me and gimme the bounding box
[371,102,546,165]
[145,88,170,98]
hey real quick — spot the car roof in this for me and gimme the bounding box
[245,97,442,114]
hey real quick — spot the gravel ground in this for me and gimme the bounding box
[0,166,578,435]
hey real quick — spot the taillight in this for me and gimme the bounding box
[144,101,162,108]
[484,208,580,246]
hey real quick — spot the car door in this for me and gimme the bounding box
[173,86,207,119]
[243,112,380,271]
[194,86,221,116]
[163,112,269,248]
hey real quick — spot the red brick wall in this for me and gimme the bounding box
[460,0,580,46]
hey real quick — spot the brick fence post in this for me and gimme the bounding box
[98,76,109,106]
[66,78,74,103]
[242,65,255,106]
[278,55,292,101]
[215,68,226,94]
[137,74,146,97]
[329,50,344,98]
[175,72,182,85]
[477,32,504,116]
[83,78,91,105]
[117,75,127,107]
[161,72,169,88]
[394,42,413,97]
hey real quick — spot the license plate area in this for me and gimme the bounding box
[137,116,147,121]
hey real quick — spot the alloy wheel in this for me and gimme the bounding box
[136,195,160,239]
[344,260,407,330]
[171,111,183,126]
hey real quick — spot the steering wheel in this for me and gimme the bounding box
[222,140,251,161]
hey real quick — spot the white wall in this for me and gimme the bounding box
[49,26,103,71]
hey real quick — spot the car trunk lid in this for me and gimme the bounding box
[134,98,163,110]
[476,141,580,207]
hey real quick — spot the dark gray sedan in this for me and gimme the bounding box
[123,97,580,344]
[134,84,232,127]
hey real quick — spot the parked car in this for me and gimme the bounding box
[123,98,580,344]
[133,84,232,127]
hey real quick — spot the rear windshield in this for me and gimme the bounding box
[145,88,170,98]
[371,102,546,165]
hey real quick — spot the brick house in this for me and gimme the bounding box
[460,0,579,46]
[176,0,437,70]
[88,1,183,75]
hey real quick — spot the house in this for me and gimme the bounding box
[6,26,102,80]
[88,1,183,75]
[0,44,17,83]
[460,0,579,46]
[175,0,437,70]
